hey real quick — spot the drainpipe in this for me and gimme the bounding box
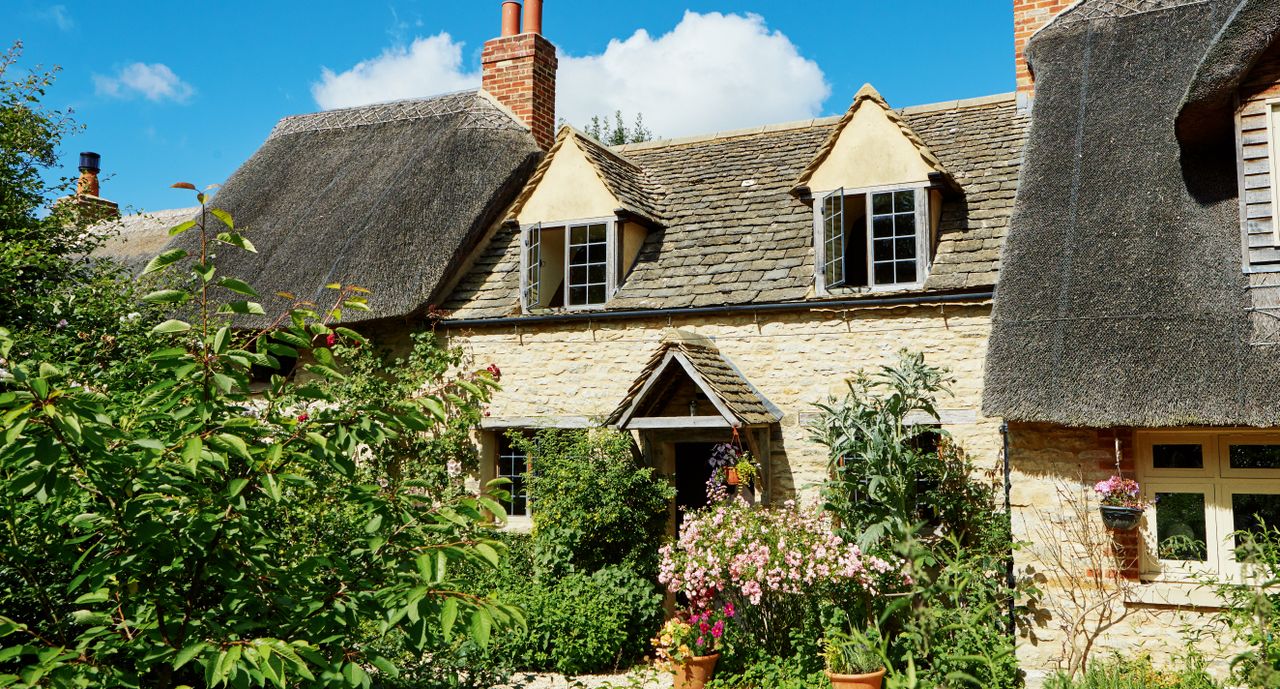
[1001,420,1016,638]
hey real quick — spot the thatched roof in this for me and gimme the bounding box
[91,207,200,274]
[983,0,1280,427]
[607,330,780,428]
[1178,0,1280,146]
[445,92,1028,318]
[150,90,540,324]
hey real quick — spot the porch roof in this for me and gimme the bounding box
[607,330,780,429]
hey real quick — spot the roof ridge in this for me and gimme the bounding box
[567,127,647,173]
[614,91,1016,153]
[268,89,524,139]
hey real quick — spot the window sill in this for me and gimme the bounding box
[1127,579,1227,608]
[500,515,534,534]
[819,281,927,298]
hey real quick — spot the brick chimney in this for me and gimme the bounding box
[482,0,558,150]
[1014,0,1074,109]
[67,151,119,223]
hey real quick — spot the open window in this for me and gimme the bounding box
[522,218,630,311]
[815,186,933,292]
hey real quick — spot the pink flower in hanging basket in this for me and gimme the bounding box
[1093,475,1149,509]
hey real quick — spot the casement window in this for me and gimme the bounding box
[521,218,620,312]
[814,186,932,293]
[1138,431,1280,581]
[496,433,530,518]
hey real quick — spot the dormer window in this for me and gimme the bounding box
[816,186,932,292]
[522,218,623,311]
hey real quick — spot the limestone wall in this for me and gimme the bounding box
[443,303,1000,501]
[1007,422,1236,686]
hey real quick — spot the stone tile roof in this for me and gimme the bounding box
[608,330,779,428]
[443,93,1028,319]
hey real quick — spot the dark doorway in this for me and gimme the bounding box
[674,442,717,528]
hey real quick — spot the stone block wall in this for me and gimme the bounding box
[1007,422,1235,686]
[443,302,1000,502]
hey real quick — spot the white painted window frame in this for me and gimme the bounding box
[520,216,619,313]
[813,182,932,295]
[1266,99,1280,245]
[495,432,532,518]
[1137,430,1280,582]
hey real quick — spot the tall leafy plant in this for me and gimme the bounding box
[0,187,519,688]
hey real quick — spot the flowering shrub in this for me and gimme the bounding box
[653,603,736,666]
[659,498,910,656]
[660,498,910,606]
[1094,475,1149,509]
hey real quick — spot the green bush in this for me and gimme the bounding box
[1045,654,1220,689]
[705,656,827,689]
[1211,524,1280,688]
[512,429,674,577]
[496,565,663,675]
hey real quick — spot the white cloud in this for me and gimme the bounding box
[559,11,829,137]
[310,12,828,137]
[93,63,194,103]
[40,5,74,31]
[311,34,479,110]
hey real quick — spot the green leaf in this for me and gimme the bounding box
[73,589,109,604]
[218,301,266,316]
[152,319,192,334]
[214,433,251,460]
[422,397,446,422]
[193,262,216,283]
[440,598,459,640]
[142,289,190,305]
[142,248,188,276]
[216,232,257,253]
[470,608,492,647]
[474,542,501,568]
[364,514,382,534]
[213,327,231,355]
[168,219,198,236]
[218,277,259,297]
[174,642,207,670]
[228,478,249,498]
[210,208,234,229]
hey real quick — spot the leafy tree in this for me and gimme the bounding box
[0,41,156,393]
[581,111,654,145]
[0,190,519,688]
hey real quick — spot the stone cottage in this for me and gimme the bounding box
[986,0,1280,681]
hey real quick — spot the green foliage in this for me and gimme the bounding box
[822,628,881,675]
[512,428,674,577]
[1044,653,1220,689]
[1211,524,1280,688]
[581,111,654,145]
[0,193,519,687]
[705,657,827,689]
[496,565,663,675]
[809,351,1024,689]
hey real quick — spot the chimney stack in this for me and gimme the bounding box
[1014,0,1073,109]
[66,151,119,223]
[78,151,102,197]
[482,0,558,150]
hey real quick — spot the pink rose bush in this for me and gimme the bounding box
[659,498,911,608]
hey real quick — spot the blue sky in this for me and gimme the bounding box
[5,2,1013,213]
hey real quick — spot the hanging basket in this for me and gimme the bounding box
[1099,505,1143,531]
[725,467,741,486]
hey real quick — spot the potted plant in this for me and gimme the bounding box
[726,453,758,487]
[653,604,734,689]
[822,628,886,689]
[1094,475,1149,530]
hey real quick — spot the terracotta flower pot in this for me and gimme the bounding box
[725,467,741,486]
[673,653,720,689]
[826,668,886,689]
[1100,505,1143,531]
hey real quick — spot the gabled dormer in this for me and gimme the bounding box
[792,84,955,295]
[506,127,664,312]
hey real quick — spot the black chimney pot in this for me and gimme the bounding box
[79,152,101,173]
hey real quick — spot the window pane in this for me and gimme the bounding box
[894,214,916,237]
[588,243,606,262]
[872,193,892,214]
[896,260,917,284]
[895,237,916,260]
[569,286,587,305]
[587,284,607,304]
[872,216,894,238]
[874,263,895,285]
[1152,444,1204,470]
[1156,492,1208,561]
[1232,493,1280,547]
[588,264,607,284]
[873,238,893,262]
[497,437,529,517]
[894,190,915,213]
[1230,444,1280,470]
[569,266,587,284]
[570,226,588,244]
[588,224,607,243]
